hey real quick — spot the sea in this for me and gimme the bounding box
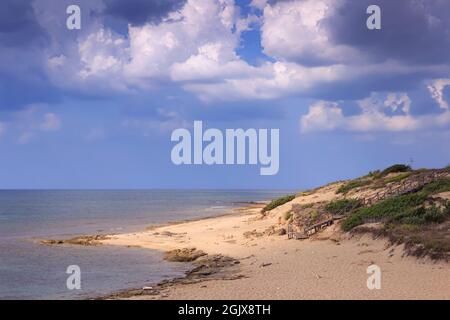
[0,189,292,299]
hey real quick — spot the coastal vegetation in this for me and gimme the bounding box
[283,211,293,221]
[325,199,362,215]
[262,194,295,213]
[336,179,371,194]
[340,176,450,259]
[342,178,450,229]
[337,164,413,194]
[284,164,450,259]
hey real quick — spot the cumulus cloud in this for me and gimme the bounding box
[260,0,360,65]
[45,0,255,93]
[301,92,450,134]
[182,61,347,101]
[3,0,450,132]
[14,0,441,106]
[300,101,344,132]
[170,42,256,81]
[165,0,450,101]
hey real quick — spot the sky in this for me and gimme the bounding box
[0,0,449,189]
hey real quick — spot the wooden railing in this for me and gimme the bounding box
[359,170,448,206]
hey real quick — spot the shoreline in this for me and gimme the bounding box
[41,183,450,300]
[100,207,449,299]
[98,204,264,300]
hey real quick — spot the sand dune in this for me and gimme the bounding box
[101,181,450,300]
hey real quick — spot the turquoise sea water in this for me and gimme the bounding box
[0,190,291,299]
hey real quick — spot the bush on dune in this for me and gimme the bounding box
[336,179,371,194]
[342,178,450,231]
[379,164,412,177]
[262,195,295,213]
[325,199,362,215]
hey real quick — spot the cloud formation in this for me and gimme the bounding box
[301,91,450,134]
[1,0,450,137]
[427,79,450,111]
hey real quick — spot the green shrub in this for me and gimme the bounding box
[383,172,412,184]
[367,170,381,178]
[336,179,371,194]
[341,192,428,231]
[391,206,446,225]
[342,179,450,231]
[395,223,421,233]
[299,203,314,209]
[379,164,411,177]
[341,214,365,231]
[421,178,450,194]
[310,210,319,222]
[444,201,450,215]
[325,199,362,215]
[283,211,293,221]
[262,195,295,213]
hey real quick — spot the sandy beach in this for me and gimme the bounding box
[97,182,450,300]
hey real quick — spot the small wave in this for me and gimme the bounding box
[206,206,229,210]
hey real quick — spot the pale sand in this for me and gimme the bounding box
[101,184,450,300]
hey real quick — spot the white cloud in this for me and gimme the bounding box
[170,42,256,81]
[46,0,257,94]
[38,0,450,106]
[301,92,450,133]
[300,101,344,132]
[260,0,359,65]
[122,108,189,135]
[78,29,127,79]
[427,78,450,110]
[384,92,411,114]
[121,0,270,93]
[183,61,349,101]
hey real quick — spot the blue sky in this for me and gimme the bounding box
[0,0,449,189]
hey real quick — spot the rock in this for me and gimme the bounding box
[277,228,287,236]
[164,248,206,262]
[40,234,108,246]
[161,231,177,236]
[41,239,64,245]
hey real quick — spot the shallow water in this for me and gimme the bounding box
[0,189,291,299]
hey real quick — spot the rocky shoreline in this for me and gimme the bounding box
[100,252,243,300]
